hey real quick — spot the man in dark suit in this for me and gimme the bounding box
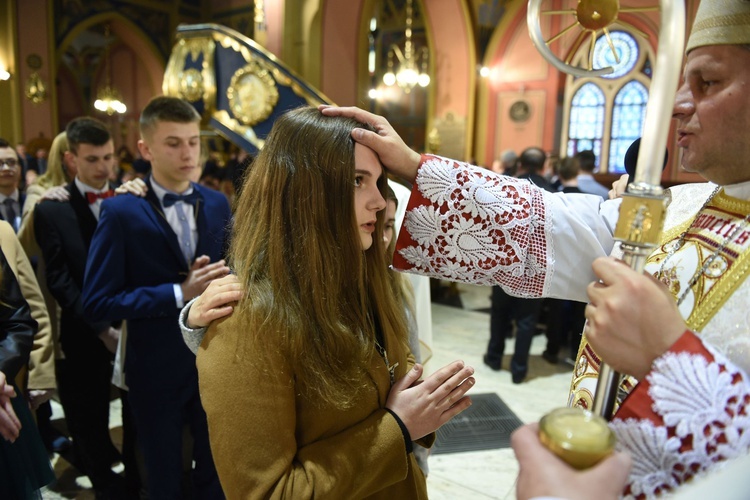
[15,142,33,179]
[34,117,125,498]
[0,139,26,233]
[484,147,555,384]
[83,96,230,499]
[28,147,48,177]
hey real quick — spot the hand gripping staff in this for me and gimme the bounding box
[526,0,685,466]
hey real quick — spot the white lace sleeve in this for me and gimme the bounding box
[611,334,750,499]
[393,155,620,302]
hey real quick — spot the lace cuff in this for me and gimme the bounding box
[179,297,208,355]
[612,330,750,499]
[392,154,552,297]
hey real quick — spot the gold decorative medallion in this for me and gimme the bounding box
[180,68,204,102]
[227,61,279,126]
[509,100,531,122]
[162,37,217,120]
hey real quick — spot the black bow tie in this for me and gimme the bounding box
[162,191,200,208]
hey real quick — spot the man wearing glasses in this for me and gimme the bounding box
[0,139,24,233]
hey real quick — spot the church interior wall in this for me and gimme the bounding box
[0,0,710,186]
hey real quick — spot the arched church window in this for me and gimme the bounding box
[610,80,648,173]
[567,82,605,160]
[562,29,653,173]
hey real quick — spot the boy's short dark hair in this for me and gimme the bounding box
[139,96,201,138]
[66,117,111,154]
[574,150,597,173]
[557,157,579,182]
[0,138,21,161]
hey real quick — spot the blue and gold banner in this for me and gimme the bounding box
[163,23,334,153]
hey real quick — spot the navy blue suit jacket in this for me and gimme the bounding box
[82,181,231,392]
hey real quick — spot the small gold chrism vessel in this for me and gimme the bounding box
[538,407,616,469]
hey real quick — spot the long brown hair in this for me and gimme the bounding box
[230,107,409,408]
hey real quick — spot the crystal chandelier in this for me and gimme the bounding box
[382,0,430,94]
[94,85,127,115]
[94,25,127,115]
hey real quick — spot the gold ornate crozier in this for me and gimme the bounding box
[526,0,686,465]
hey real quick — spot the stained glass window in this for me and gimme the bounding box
[609,80,648,173]
[565,28,650,173]
[594,31,639,79]
[567,82,605,161]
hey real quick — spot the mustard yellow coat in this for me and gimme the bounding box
[0,220,55,391]
[197,313,431,499]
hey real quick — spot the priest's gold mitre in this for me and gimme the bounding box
[686,0,750,52]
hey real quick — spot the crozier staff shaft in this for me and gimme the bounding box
[526,0,686,419]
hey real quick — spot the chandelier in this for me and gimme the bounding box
[94,85,127,115]
[94,25,127,115]
[23,55,47,104]
[382,0,430,94]
[25,72,47,104]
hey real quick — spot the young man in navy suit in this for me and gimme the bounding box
[83,97,231,499]
[34,118,126,498]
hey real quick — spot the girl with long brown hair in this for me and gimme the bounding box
[196,107,474,498]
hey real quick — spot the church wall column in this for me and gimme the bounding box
[16,0,55,143]
[0,0,21,142]
[320,0,362,105]
[423,0,474,161]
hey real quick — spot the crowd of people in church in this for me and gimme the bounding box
[483,147,605,384]
[1,99,614,500]
[0,98,474,499]
[1,0,749,498]
[0,97,250,498]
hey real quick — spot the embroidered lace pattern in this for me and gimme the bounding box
[611,347,750,499]
[568,183,750,407]
[647,182,750,374]
[701,288,750,375]
[398,156,551,297]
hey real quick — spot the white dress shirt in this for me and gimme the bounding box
[150,178,199,308]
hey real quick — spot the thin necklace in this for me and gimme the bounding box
[374,339,399,386]
[657,186,750,306]
[370,310,400,386]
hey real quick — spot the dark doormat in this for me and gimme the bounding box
[432,393,524,454]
